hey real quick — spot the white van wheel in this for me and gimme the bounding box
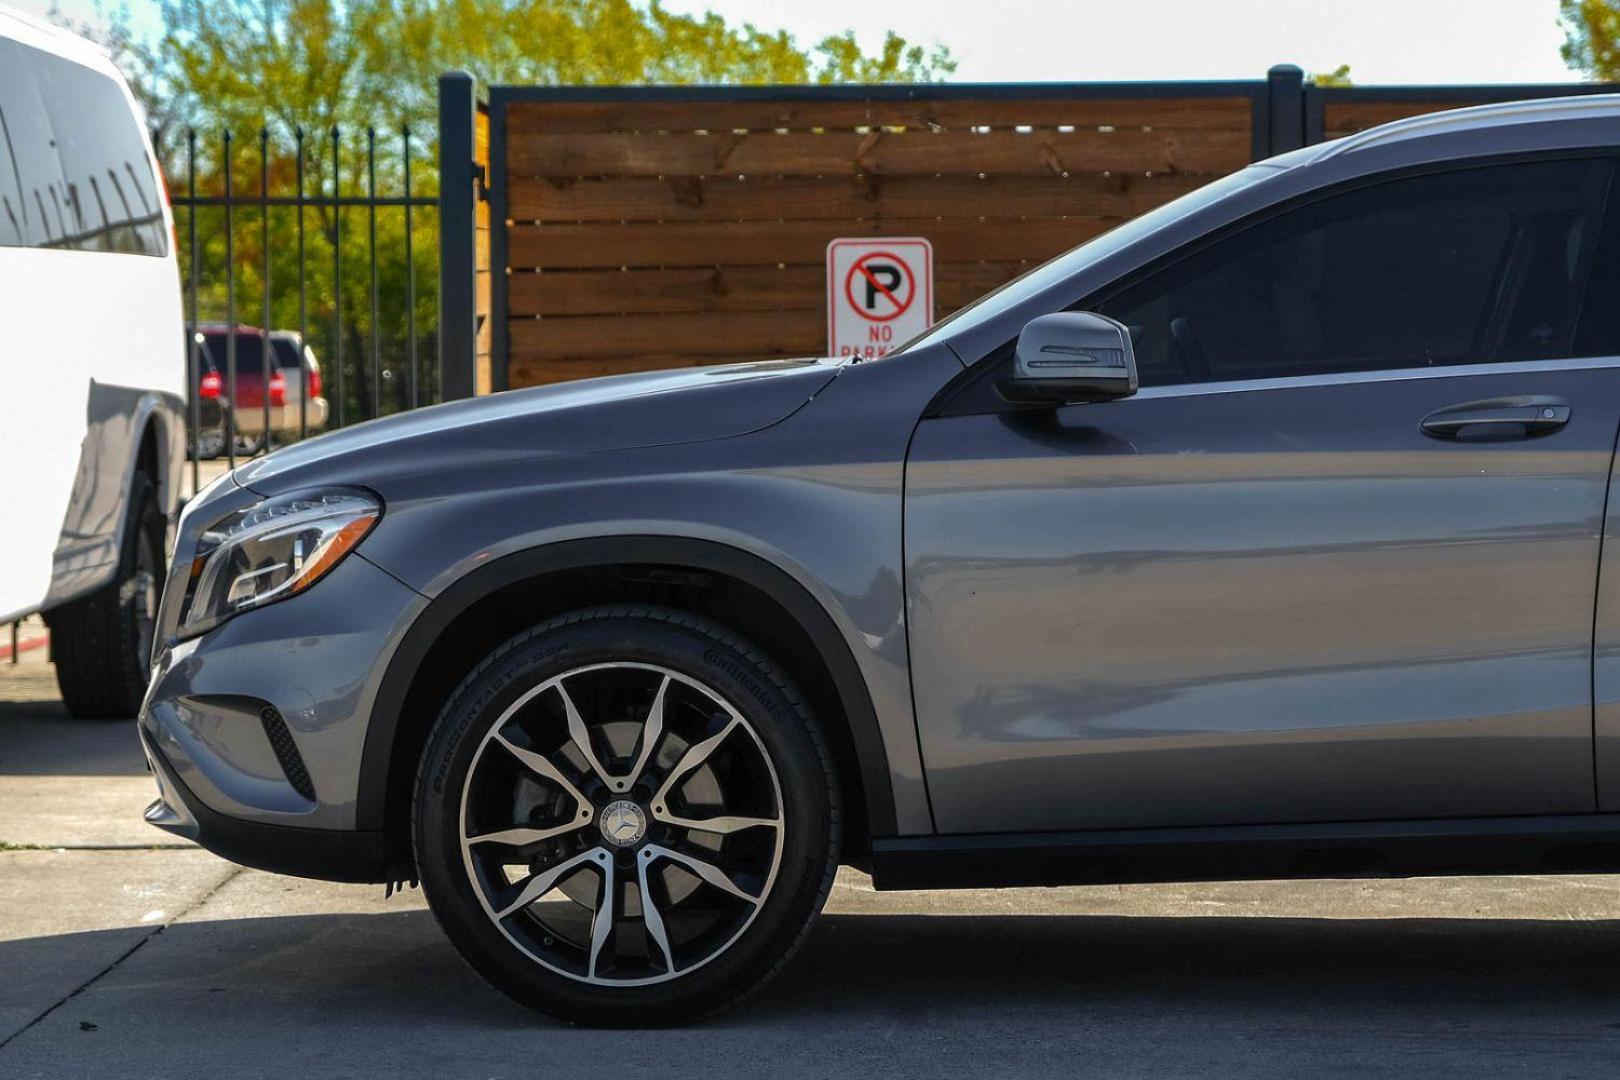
[46,474,164,719]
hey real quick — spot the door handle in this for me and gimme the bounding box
[1420,396,1571,440]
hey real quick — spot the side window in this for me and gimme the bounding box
[1091,159,1615,387]
[0,40,65,248]
[0,39,166,256]
[0,91,23,246]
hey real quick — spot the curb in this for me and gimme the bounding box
[0,632,50,662]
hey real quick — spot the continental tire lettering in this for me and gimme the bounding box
[702,648,775,713]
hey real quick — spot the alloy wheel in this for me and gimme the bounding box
[457,662,786,986]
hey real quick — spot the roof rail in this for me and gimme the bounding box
[1315,93,1620,162]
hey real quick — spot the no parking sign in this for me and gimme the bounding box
[826,237,933,359]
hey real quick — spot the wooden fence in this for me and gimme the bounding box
[437,67,1615,395]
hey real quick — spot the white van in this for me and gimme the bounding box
[0,8,185,716]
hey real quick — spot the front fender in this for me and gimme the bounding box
[356,535,902,842]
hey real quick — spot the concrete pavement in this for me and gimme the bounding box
[4,648,1620,1077]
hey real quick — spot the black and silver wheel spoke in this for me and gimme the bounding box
[653,811,782,836]
[495,847,610,920]
[587,857,622,980]
[492,728,593,811]
[466,820,589,848]
[460,662,785,986]
[651,714,741,809]
[640,844,762,904]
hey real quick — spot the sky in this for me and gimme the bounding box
[11,0,1585,86]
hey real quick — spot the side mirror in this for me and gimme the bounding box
[998,311,1138,406]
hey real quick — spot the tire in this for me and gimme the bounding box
[47,472,165,719]
[414,606,840,1026]
[192,427,225,460]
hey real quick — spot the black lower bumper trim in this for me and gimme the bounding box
[142,729,388,884]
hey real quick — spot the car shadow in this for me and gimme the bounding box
[0,691,147,777]
[4,907,1620,1070]
[0,712,148,777]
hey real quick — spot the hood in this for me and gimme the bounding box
[235,357,842,496]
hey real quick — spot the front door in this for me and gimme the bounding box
[906,155,1620,835]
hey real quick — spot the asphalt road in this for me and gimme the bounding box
[4,652,1620,1078]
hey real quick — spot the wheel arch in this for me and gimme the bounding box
[359,536,898,879]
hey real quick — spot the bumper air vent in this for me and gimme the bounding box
[260,706,316,801]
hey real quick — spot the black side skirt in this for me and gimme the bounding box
[870,815,1620,891]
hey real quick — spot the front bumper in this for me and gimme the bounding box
[141,724,387,882]
[138,548,427,880]
[230,397,330,436]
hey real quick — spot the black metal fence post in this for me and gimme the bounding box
[331,125,344,427]
[368,127,381,418]
[404,124,417,411]
[185,127,200,492]
[1264,64,1307,157]
[296,126,308,441]
[260,127,272,453]
[438,71,478,402]
[223,130,236,471]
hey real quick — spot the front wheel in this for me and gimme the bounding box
[413,607,840,1026]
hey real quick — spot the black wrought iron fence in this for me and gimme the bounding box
[165,123,440,489]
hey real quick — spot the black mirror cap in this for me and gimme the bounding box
[998,311,1139,406]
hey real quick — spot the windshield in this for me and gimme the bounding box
[899,165,1275,354]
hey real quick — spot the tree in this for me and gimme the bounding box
[1561,0,1620,80]
[108,0,953,151]
[67,1,955,426]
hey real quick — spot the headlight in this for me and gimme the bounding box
[177,488,381,639]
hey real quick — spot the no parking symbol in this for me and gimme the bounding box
[826,237,933,359]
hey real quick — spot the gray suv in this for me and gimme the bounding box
[140,96,1620,1025]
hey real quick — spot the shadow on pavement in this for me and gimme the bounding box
[4,907,1620,1077]
[0,666,146,777]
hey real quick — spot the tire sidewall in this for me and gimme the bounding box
[122,474,164,683]
[414,609,837,1025]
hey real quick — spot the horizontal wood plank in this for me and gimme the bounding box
[505,96,1255,135]
[507,172,1210,223]
[507,217,1111,269]
[509,353,740,387]
[505,128,1250,178]
[1322,100,1450,137]
[507,261,1025,317]
[511,310,827,361]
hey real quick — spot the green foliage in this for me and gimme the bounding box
[1309,64,1354,88]
[1562,0,1620,80]
[70,1,952,423]
[117,0,954,149]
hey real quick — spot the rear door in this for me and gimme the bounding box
[906,155,1620,834]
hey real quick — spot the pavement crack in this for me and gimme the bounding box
[1,842,196,852]
[0,864,244,1055]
